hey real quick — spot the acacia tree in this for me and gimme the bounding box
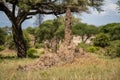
[0,0,66,58]
[72,23,97,43]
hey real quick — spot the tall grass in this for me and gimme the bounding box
[0,54,120,80]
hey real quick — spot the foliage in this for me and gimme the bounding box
[105,40,120,58]
[86,25,98,36]
[77,42,88,49]
[38,48,45,55]
[0,46,5,51]
[35,19,64,43]
[5,31,30,50]
[27,48,37,58]
[62,0,103,12]
[5,35,15,50]
[72,23,97,42]
[0,28,7,45]
[72,23,87,36]
[99,23,120,40]
[78,42,99,53]
[86,46,99,53]
[109,25,120,40]
[93,33,110,47]
[35,43,45,49]
[117,0,120,11]
[27,48,45,58]
[54,25,65,40]
[23,31,31,49]
[25,27,35,35]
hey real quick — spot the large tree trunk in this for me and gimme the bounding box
[64,7,72,46]
[12,24,27,58]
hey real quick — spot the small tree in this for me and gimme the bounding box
[72,23,97,43]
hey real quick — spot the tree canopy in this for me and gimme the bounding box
[72,23,97,43]
[35,19,64,43]
[99,23,120,40]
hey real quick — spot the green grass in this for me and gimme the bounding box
[0,54,120,80]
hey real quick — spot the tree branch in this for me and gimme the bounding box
[0,2,16,25]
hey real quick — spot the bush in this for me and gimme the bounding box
[35,43,45,49]
[86,46,99,53]
[23,31,31,49]
[93,33,110,47]
[5,35,16,50]
[0,28,7,45]
[0,46,5,51]
[27,48,37,58]
[5,31,30,50]
[77,42,88,49]
[37,48,45,55]
[105,40,120,58]
[26,27,35,34]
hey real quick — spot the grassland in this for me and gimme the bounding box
[0,52,120,80]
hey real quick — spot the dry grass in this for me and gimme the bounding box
[0,52,120,80]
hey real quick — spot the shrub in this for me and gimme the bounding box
[86,46,99,53]
[27,48,37,58]
[5,31,30,50]
[93,33,110,47]
[0,28,7,45]
[105,40,120,58]
[26,27,35,34]
[37,48,45,56]
[0,46,5,51]
[23,31,31,49]
[77,42,88,49]
[35,43,45,49]
[5,35,16,50]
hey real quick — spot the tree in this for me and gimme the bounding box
[99,23,120,40]
[117,0,120,12]
[72,23,97,43]
[72,23,88,42]
[0,0,66,58]
[85,25,98,42]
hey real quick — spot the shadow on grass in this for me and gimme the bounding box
[27,55,39,59]
[0,54,39,60]
[0,55,16,60]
